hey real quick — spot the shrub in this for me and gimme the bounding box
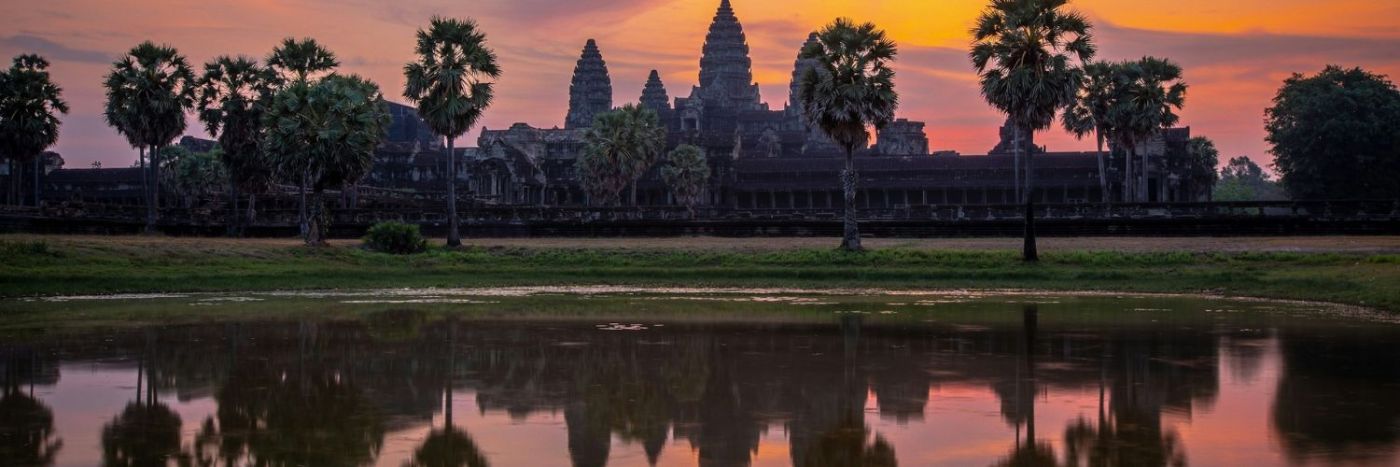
[363,222,427,255]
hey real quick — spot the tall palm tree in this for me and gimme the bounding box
[196,56,279,235]
[1106,57,1187,203]
[1062,61,1119,203]
[267,38,339,237]
[577,104,666,207]
[263,74,390,245]
[970,0,1095,262]
[0,54,68,208]
[797,18,899,252]
[102,41,195,233]
[403,17,500,248]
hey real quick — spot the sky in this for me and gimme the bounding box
[3,0,1399,171]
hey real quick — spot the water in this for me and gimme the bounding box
[2,289,1399,466]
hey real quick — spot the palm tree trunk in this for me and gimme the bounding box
[446,137,462,248]
[306,188,325,246]
[1095,131,1108,204]
[247,193,257,228]
[1123,145,1134,203]
[630,183,638,207]
[138,145,148,217]
[32,155,41,208]
[228,181,240,237]
[1020,125,1038,263]
[298,169,309,238]
[145,145,158,234]
[1141,143,1150,202]
[840,147,862,252]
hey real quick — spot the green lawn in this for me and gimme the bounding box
[2,235,1398,311]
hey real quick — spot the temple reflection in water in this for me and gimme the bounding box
[3,308,1400,466]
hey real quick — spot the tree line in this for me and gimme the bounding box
[2,0,1398,251]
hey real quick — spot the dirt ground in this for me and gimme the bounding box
[10,234,1400,254]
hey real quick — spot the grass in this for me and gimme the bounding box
[2,235,1399,312]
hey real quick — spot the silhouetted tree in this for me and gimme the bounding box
[102,42,196,233]
[1062,61,1119,202]
[1267,66,1400,200]
[971,0,1094,261]
[577,105,666,207]
[660,144,710,216]
[266,38,340,237]
[0,54,68,207]
[403,16,501,248]
[196,55,279,234]
[1104,57,1187,203]
[798,18,899,252]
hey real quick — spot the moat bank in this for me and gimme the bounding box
[2,234,1398,311]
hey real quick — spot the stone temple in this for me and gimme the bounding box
[40,0,1208,210]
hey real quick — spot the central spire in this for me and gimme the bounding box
[696,0,760,110]
[566,39,613,129]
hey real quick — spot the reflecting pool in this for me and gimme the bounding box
[2,289,1399,466]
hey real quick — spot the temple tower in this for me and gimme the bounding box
[565,39,613,129]
[640,70,671,113]
[788,32,820,115]
[695,0,761,110]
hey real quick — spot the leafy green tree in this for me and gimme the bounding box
[0,54,68,207]
[266,38,340,237]
[159,146,227,208]
[403,16,501,248]
[263,74,390,245]
[1105,57,1187,203]
[1214,156,1287,202]
[1267,66,1400,200]
[577,104,666,207]
[971,0,1094,261]
[102,41,196,233]
[1062,61,1120,202]
[660,144,710,216]
[798,18,899,252]
[196,55,279,234]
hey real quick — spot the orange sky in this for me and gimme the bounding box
[3,0,1399,170]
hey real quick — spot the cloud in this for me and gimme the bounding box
[0,34,112,64]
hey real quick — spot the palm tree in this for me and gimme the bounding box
[263,74,390,245]
[1106,57,1187,203]
[102,41,196,233]
[797,18,899,252]
[267,38,339,237]
[577,104,667,207]
[0,54,69,207]
[970,0,1095,262]
[1062,61,1119,203]
[661,144,711,217]
[403,17,501,248]
[196,56,279,235]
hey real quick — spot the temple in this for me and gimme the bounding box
[29,0,1208,210]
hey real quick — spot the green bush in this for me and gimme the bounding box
[363,222,427,255]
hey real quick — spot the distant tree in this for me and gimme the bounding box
[266,38,340,237]
[1110,58,1187,203]
[1267,66,1400,200]
[196,55,279,234]
[403,16,501,248]
[660,144,710,216]
[0,54,68,207]
[263,75,390,245]
[799,18,899,252]
[1062,61,1120,202]
[159,146,227,208]
[577,105,666,207]
[1181,136,1219,201]
[0,388,63,466]
[971,0,1094,261]
[101,402,183,467]
[102,42,196,233]
[1215,156,1287,202]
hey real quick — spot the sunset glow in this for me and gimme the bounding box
[3,0,1398,169]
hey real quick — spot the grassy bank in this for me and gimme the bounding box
[2,235,1398,311]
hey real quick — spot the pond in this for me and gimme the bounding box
[2,288,1399,466]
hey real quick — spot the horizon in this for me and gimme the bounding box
[3,0,1399,171]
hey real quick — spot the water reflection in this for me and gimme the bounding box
[3,298,1400,466]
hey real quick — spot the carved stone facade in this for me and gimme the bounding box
[565,39,612,129]
[875,119,930,157]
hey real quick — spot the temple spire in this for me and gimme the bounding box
[789,32,820,114]
[640,70,670,112]
[696,0,761,109]
[566,39,613,129]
